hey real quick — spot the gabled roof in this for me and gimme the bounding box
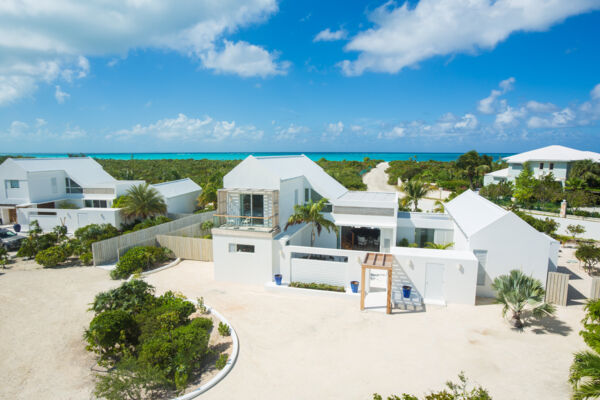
[335,191,397,208]
[485,167,509,178]
[8,157,116,187]
[151,178,202,198]
[445,190,508,237]
[504,145,600,163]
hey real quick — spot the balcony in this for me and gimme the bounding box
[213,214,277,232]
[215,188,280,233]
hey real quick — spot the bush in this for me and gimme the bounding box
[35,246,68,267]
[218,322,231,337]
[80,251,93,265]
[373,373,491,400]
[397,238,409,247]
[111,246,172,280]
[85,310,139,363]
[136,291,198,342]
[122,216,172,234]
[289,282,345,292]
[91,280,156,315]
[513,210,558,235]
[74,223,120,253]
[215,353,228,370]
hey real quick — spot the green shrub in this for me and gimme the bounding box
[91,280,156,315]
[373,372,491,400]
[218,322,231,337]
[215,353,228,370]
[123,216,172,234]
[111,246,172,280]
[74,223,120,253]
[136,292,198,341]
[289,282,345,292]
[397,238,409,247]
[80,251,93,265]
[35,246,68,267]
[85,310,139,363]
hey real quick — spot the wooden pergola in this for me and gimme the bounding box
[360,252,393,314]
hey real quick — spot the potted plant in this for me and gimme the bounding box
[350,280,359,293]
[402,285,412,298]
[13,223,21,233]
[274,274,282,285]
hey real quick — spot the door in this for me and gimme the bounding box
[8,208,17,224]
[77,213,88,227]
[424,263,445,303]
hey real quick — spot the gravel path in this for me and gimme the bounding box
[362,162,398,192]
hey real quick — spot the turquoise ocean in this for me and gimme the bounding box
[1,152,514,162]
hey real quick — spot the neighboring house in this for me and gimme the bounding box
[483,145,600,186]
[212,155,557,306]
[151,178,202,215]
[0,157,201,232]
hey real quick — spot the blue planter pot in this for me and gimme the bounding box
[402,285,412,298]
[274,274,282,286]
[350,281,359,293]
[13,224,21,233]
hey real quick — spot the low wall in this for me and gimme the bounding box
[18,207,122,233]
[156,235,213,261]
[92,211,214,265]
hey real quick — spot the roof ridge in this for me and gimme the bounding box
[151,178,192,186]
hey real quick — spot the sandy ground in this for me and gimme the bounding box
[144,258,587,400]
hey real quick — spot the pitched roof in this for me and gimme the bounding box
[445,190,508,237]
[335,191,397,208]
[504,145,600,163]
[151,178,202,198]
[485,167,509,178]
[251,155,348,200]
[9,157,116,187]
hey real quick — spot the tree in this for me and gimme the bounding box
[456,150,484,189]
[121,183,167,220]
[491,270,555,329]
[284,199,338,247]
[513,162,536,204]
[571,159,600,189]
[197,182,217,210]
[425,242,454,250]
[576,244,600,275]
[433,200,445,213]
[567,224,586,242]
[570,300,600,400]
[535,172,562,207]
[399,179,429,211]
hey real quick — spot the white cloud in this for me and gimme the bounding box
[526,100,558,113]
[1,118,84,140]
[378,126,405,139]
[0,0,281,104]
[201,40,288,78]
[112,113,263,142]
[314,28,348,42]
[339,0,599,76]
[498,77,515,92]
[454,113,478,129]
[495,106,527,127]
[478,77,515,114]
[275,123,309,140]
[591,83,600,100]
[327,121,344,135]
[54,85,70,104]
[527,107,576,128]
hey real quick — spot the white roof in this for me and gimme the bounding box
[250,155,348,200]
[485,167,509,178]
[335,191,397,208]
[445,190,508,237]
[504,145,600,163]
[151,178,202,198]
[9,157,116,187]
[332,213,398,229]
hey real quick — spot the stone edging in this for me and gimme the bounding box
[126,258,182,281]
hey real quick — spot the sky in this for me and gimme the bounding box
[1,0,600,154]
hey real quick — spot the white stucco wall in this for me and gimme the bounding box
[17,207,122,233]
[0,160,30,204]
[212,233,275,285]
[279,176,305,226]
[507,161,569,182]
[27,171,67,203]
[165,191,200,214]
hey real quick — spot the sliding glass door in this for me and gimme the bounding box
[239,193,264,226]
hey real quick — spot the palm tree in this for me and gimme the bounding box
[285,198,338,246]
[399,179,429,211]
[570,351,600,400]
[197,182,218,210]
[425,242,454,250]
[121,183,167,220]
[433,200,445,213]
[492,269,555,329]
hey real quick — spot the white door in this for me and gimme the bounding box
[77,213,88,228]
[425,263,445,303]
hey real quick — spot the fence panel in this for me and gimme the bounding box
[591,278,600,300]
[156,235,213,261]
[545,272,570,306]
[92,211,214,265]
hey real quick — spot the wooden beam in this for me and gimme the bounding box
[360,266,366,311]
[386,269,392,314]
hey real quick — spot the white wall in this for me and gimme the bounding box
[165,191,200,214]
[213,233,275,285]
[279,176,305,226]
[469,213,552,297]
[27,171,67,203]
[0,160,29,204]
[17,207,123,233]
[223,157,280,190]
[452,222,469,251]
[390,247,478,305]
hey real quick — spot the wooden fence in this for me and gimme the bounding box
[545,272,570,306]
[92,211,214,265]
[156,235,213,261]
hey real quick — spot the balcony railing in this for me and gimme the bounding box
[213,214,277,230]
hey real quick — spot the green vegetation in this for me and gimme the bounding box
[218,322,231,337]
[576,244,600,275]
[567,224,586,242]
[316,158,382,190]
[35,245,70,267]
[425,242,454,250]
[399,179,429,211]
[56,200,79,209]
[110,246,173,280]
[215,354,228,370]
[492,270,555,329]
[121,183,167,220]
[570,300,600,400]
[512,209,559,235]
[373,372,491,400]
[121,215,172,234]
[289,281,345,292]
[285,198,338,246]
[86,281,219,398]
[0,246,8,268]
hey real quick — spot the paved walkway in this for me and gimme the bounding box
[362,162,397,192]
[144,260,585,400]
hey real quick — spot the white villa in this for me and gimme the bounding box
[0,157,201,232]
[212,155,558,308]
[484,145,600,186]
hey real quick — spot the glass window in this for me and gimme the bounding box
[8,180,19,189]
[539,162,544,169]
[65,178,82,194]
[304,188,310,203]
[415,228,435,247]
[549,163,554,170]
[229,243,255,253]
[85,199,108,208]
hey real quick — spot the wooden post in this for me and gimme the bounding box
[360,266,366,311]
[386,269,392,314]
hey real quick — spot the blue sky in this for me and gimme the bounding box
[1,0,600,153]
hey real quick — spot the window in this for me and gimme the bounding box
[291,252,348,263]
[51,177,57,194]
[8,180,19,189]
[539,162,544,170]
[304,188,310,203]
[85,200,107,208]
[229,243,255,253]
[65,178,82,194]
[415,228,435,247]
[549,163,554,170]
[474,250,487,286]
[239,193,264,225]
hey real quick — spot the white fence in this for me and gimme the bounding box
[18,207,122,233]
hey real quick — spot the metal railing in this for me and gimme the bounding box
[213,214,276,229]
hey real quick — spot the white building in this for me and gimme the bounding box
[0,157,201,231]
[151,178,202,215]
[212,155,558,306]
[484,145,600,186]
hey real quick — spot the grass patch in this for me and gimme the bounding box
[289,282,345,292]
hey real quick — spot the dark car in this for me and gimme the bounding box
[0,228,25,251]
